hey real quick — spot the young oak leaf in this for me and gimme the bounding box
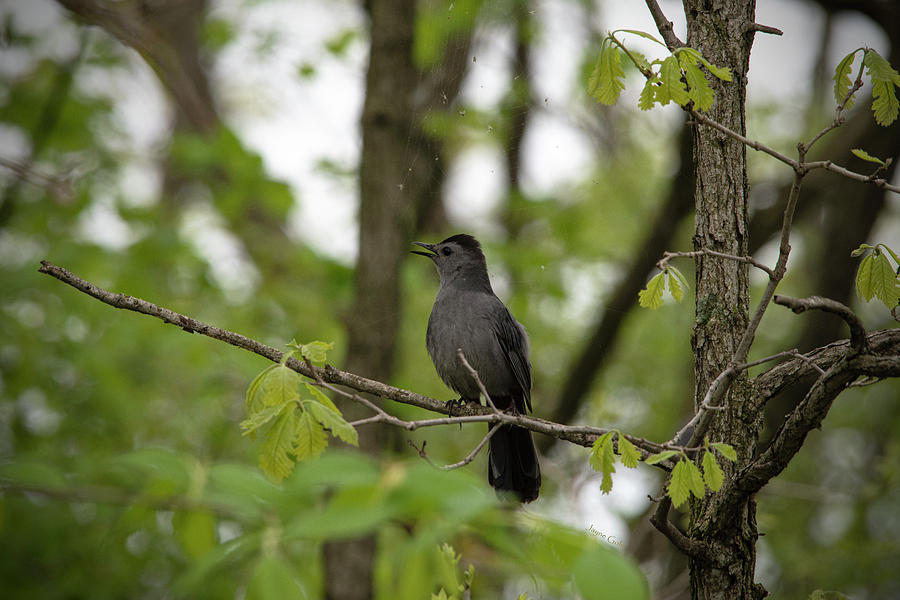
[710,442,737,462]
[658,55,689,106]
[856,251,900,307]
[590,432,616,493]
[247,364,301,413]
[305,400,359,446]
[667,270,684,304]
[618,434,641,468]
[686,460,707,499]
[639,77,658,110]
[682,61,715,111]
[299,340,334,364]
[668,459,692,508]
[851,148,885,165]
[871,79,900,126]
[293,409,328,463]
[702,449,725,491]
[639,272,666,309]
[833,50,858,107]
[589,42,626,105]
[240,402,289,440]
[864,50,900,126]
[644,449,678,465]
[258,403,302,482]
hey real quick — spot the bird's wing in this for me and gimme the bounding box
[493,307,533,412]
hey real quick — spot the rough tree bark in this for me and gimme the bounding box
[327,1,420,597]
[682,1,765,598]
[329,0,474,597]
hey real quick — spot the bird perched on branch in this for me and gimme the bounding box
[412,234,541,503]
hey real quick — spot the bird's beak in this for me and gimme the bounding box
[411,241,437,259]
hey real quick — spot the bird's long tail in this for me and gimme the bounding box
[488,424,541,503]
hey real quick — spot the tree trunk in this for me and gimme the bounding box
[325,1,419,598]
[683,1,766,598]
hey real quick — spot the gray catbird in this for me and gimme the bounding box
[412,234,541,502]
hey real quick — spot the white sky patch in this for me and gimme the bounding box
[180,200,261,303]
[76,197,135,250]
[444,145,506,227]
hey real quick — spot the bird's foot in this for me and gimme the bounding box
[445,397,474,413]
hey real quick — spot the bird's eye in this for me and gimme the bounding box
[441,247,452,256]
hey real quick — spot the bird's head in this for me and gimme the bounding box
[411,234,490,288]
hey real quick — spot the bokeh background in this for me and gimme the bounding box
[1,0,899,597]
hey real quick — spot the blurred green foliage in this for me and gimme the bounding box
[1,1,898,599]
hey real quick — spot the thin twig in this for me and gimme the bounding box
[659,249,775,279]
[457,348,498,411]
[440,426,501,470]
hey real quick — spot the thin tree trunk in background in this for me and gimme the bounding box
[326,0,420,597]
[682,1,764,598]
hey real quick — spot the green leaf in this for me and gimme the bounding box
[246,556,305,600]
[833,50,858,106]
[667,459,692,508]
[247,364,301,413]
[638,272,666,309]
[675,46,732,83]
[851,148,885,164]
[857,251,900,307]
[685,460,706,499]
[240,402,288,439]
[618,434,641,469]
[865,50,900,125]
[878,243,900,266]
[293,409,328,463]
[299,340,334,363]
[863,49,900,86]
[850,243,873,258]
[677,49,714,110]
[258,403,301,482]
[246,364,277,413]
[701,450,725,491]
[697,56,732,82]
[682,61,715,110]
[615,29,665,46]
[871,79,900,126]
[304,383,341,413]
[589,41,626,105]
[305,400,359,446]
[710,442,737,462]
[669,265,691,294]
[638,78,657,110]
[658,55,689,106]
[667,270,684,303]
[589,432,616,493]
[644,450,677,465]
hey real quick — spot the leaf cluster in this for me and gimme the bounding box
[638,265,689,309]
[588,31,732,111]
[834,48,900,126]
[852,243,900,309]
[590,433,736,509]
[242,341,358,482]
